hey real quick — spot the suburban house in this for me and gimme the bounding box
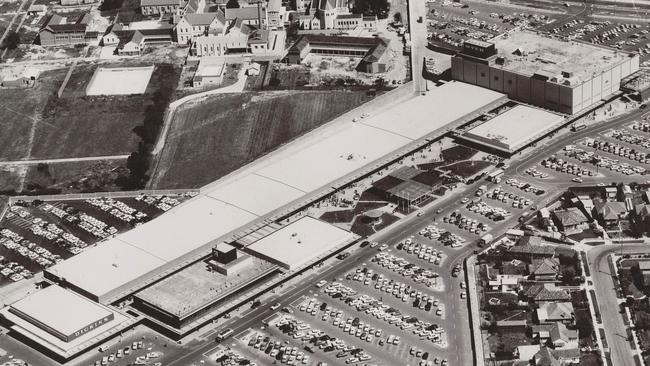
[532,322,578,349]
[507,237,556,260]
[594,201,628,228]
[287,35,390,73]
[515,346,580,365]
[536,302,574,324]
[175,12,226,44]
[488,275,520,293]
[38,13,90,46]
[528,258,560,282]
[551,207,589,232]
[525,284,571,304]
[140,0,183,16]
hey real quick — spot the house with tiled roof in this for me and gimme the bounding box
[141,0,183,15]
[529,258,560,281]
[537,302,574,324]
[532,322,578,349]
[594,201,628,227]
[525,283,571,303]
[551,207,589,232]
[507,238,556,260]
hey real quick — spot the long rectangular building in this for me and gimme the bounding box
[451,31,639,115]
[45,81,506,305]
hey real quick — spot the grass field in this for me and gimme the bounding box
[30,64,179,159]
[23,159,128,193]
[0,64,179,161]
[0,69,67,161]
[151,90,373,188]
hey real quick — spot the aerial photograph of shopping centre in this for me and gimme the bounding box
[3,0,650,364]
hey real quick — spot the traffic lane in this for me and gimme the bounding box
[588,244,649,366]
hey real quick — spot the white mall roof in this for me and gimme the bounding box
[0,286,132,358]
[464,105,564,152]
[8,285,113,337]
[47,82,505,303]
[246,216,356,270]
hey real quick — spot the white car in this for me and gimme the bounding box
[270,303,281,310]
[316,280,328,288]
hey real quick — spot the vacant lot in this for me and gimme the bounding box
[151,90,373,188]
[29,64,179,159]
[0,69,67,161]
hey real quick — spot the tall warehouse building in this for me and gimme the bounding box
[451,31,640,115]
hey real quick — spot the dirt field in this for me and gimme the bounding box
[151,90,373,188]
[23,159,128,193]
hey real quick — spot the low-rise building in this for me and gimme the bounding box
[39,13,90,46]
[141,0,183,16]
[286,34,390,74]
[594,201,628,227]
[175,12,227,44]
[551,207,589,232]
[536,301,574,324]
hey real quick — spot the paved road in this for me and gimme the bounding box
[408,0,428,93]
[0,155,130,165]
[587,243,650,366]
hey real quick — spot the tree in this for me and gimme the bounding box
[352,0,390,18]
[393,12,402,24]
[226,0,240,8]
[1,31,20,50]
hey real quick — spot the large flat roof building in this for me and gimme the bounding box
[462,104,565,153]
[0,285,133,360]
[452,31,639,114]
[45,81,505,306]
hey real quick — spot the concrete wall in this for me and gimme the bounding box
[451,53,639,115]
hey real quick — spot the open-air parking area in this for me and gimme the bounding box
[0,193,194,287]
[425,0,553,51]
[545,18,650,62]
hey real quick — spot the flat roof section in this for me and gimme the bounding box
[8,285,113,339]
[204,173,306,216]
[118,197,257,262]
[246,216,357,270]
[360,81,505,140]
[463,105,565,152]
[493,31,629,83]
[135,256,276,319]
[46,239,165,301]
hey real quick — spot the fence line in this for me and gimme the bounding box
[8,189,200,204]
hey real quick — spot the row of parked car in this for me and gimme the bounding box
[247,330,308,365]
[86,198,149,225]
[347,266,442,314]
[397,239,446,266]
[372,252,441,288]
[541,156,596,177]
[324,282,446,345]
[563,145,644,175]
